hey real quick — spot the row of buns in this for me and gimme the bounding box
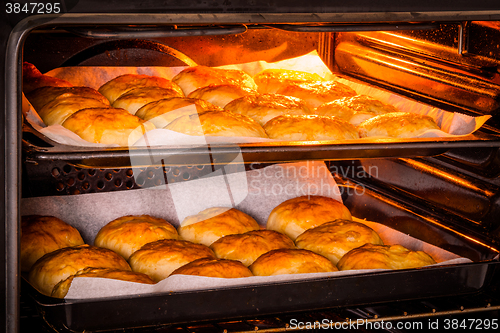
[23,63,441,146]
[22,195,436,298]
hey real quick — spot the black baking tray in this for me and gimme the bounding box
[22,121,500,168]
[23,180,500,332]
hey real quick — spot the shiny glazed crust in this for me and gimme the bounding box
[62,107,156,146]
[253,69,325,94]
[187,84,257,108]
[51,267,155,299]
[249,248,338,276]
[263,114,359,141]
[128,239,216,282]
[135,97,223,128]
[21,215,85,272]
[357,112,440,138]
[210,230,296,266]
[266,195,352,240]
[26,86,110,112]
[98,74,183,104]
[112,86,184,115]
[224,93,311,126]
[165,110,268,138]
[337,243,437,270]
[295,220,384,265]
[178,207,261,246]
[28,244,131,296]
[170,257,253,278]
[172,66,258,96]
[94,215,179,260]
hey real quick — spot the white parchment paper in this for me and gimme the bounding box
[21,161,470,300]
[24,51,491,147]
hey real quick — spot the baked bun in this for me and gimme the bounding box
[337,243,437,270]
[170,257,253,278]
[210,230,295,266]
[94,215,179,260]
[275,81,357,109]
[249,249,338,276]
[21,215,85,272]
[135,97,223,128]
[295,220,384,265]
[28,244,131,296]
[178,207,260,246]
[165,110,268,138]
[224,93,311,126]
[38,94,110,126]
[112,86,184,115]
[253,69,325,94]
[98,74,183,104]
[267,196,352,240]
[128,239,216,282]
[316,95,400,126]
[62,107,156,146]
[51,267,155,299]
[26,86,109,112]
[188,84,256,108]
[23,62,73,94]
[263,114,359,141]
[172,66,257,96]
[357,112,440,138]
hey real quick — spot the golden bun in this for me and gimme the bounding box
[51,267,155,299]
[128,239,216,282]
[28,244,131,296]
[337,243,437,270]
[26,86,109,112]
[98,74,183,104]
[267,195,352,240]
[165,110,268,138]
[170,257,253,278]
[112,86,184,115]
[295,220,384,265]
[178,207,260,246]
[210,230,295,266]
[249,249,338,276]
[224,93,311,126]
[357,112,440,138]
[271,80,357,109]
[135,97,223,128]
[62,107,156,146]
[263,114,359,141]
[187,84,257,108]
[23,62,73,94]
[94,215,179,260]
[21,215,85,272]
[172,66,257,96]
[253,69,325,94]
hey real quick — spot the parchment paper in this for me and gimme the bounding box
[24,51,491,147]
[21,161,471,300]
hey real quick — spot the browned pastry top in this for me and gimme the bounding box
[170,257,254,278]
[210,229,296,266]
[249,248,338,276]
[187,84,257,108]
[21,215,85,272]
[62,107,156,146]
[357,112,440,138]
[128,239,216,282]
[94,215,178,260]
[295,219,384,265]
[51,267,155,298]
[337,243,437,271]
[28,244,131,296]
[267,195,352,240]
[112,86,184,115]
[263,114,360,141]
[253,69,325,94]
[26,86,109,112]
[23,62,73,94]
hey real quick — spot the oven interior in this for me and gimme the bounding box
[16,17,500,333]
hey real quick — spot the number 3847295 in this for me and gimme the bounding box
[6,3,61,14]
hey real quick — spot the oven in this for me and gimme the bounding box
[3,1,500,333]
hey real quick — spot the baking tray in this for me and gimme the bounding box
[23,179,500,333]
